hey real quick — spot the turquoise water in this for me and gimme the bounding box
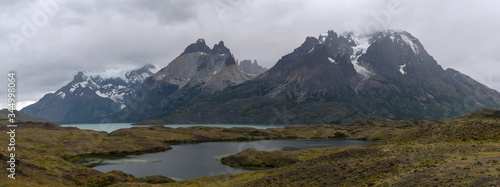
[60,123,287,132]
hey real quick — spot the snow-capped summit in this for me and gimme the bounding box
[65,64,156,109]
[21,64,156,123]
[374,30,422,55]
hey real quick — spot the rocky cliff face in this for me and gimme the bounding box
[21,64,156,123]
[114,39,250,122]
[153,30,500,124]
[238,60,268,78]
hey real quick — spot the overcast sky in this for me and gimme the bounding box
[1,0,499,110]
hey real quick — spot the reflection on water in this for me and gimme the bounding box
[78,157,162,167]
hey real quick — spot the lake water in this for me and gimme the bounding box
[60,123,287,133]
[86,139,371,180]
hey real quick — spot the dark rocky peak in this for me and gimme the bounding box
[300,44,355,75]
[224,54,237,66]
[252,60,259,66]
[211,41,231,55]
[259,32,357,80]
[358,29,442,77]
[301,36,320,52]
[181,38,211,55]
[239,59,252,67]
[269,36,319,72]
[73,71,87,82]
[321,30,356,58]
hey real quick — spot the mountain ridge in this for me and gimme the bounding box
[21,64,156,123]
[113,39,251,122]
[141,29,500,124]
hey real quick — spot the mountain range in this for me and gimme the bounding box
[238,59,268,78]
[142,30,500,124]
[21,64,156,123]
[22,29,500,124]
[112,39,253,122]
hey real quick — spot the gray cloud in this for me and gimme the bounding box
[1,0,499,110]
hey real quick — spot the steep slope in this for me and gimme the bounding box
[114,39,250,122]
[21,64,155,123]
[154,30,500,124]
[354,30,500,119]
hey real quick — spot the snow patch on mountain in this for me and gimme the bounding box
[308,46,315,54]
[382,30,420,54]
[59,64,156,109]
[56,91,65,99]
[349,34,375,79]
[399,64,407,75]
[400,34,419,54]
[319,33,328,44]
[328,57,336,64]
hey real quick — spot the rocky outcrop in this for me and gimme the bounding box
[114,39,250,122]
[238,59,268,78]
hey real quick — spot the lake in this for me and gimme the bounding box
[83,139,371,180]
[60,123,287,133]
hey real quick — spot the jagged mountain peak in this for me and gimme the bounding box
[224,53,236,66]
[116,40,251,122]
[238,59,268,78]
[212,41,231,55]
[262,36,319,78]
[181,38,212,55]
[150,28,500,125]
[285,29,437,80]
[181,39,233,56]
[152,38,249,92]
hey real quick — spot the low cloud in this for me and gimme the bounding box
[1,0,499,109]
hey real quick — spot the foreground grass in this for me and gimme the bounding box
[0,121,172,186]
[0,118,400,186]
[0,109,499,186]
